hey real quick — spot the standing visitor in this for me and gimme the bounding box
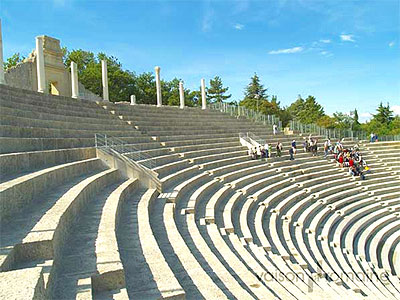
[276,142,282,157]
[324,140,329,158]
[291,140,297,155]
[273,124,278,135]
[289,147,295,160]
[264,142,269,158]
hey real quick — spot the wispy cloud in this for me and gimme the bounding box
[389,41,395,47]
[268,46,303,55]
[320,51,333,57]
[320,39,331,44]
[359,112,372,122]
[340,34,355,42]
[234,23,244,30]
[202,9,214,32]
[392,105,400,116]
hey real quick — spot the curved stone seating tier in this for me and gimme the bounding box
[0,105,127,126]
[302,193,398,296]
[135,190,185,299]
[0,124,146,139]
[0,136,158,154]
[0,147,96,182]
[91,178,138,293]
[0,157,107,220]
[163,203,229,299]
[329,205,399,298]
[0,114,136,132]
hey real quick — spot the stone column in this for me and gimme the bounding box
[0,19,5,84]
[201,78,207,110]
[130,95,136,105]
[71,61,79,99]
[101,60,109,101]
[179,81,185,109]
[36,36,46,93]
[155,66,162,107]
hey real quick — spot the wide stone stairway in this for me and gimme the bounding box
[0,84,399,299]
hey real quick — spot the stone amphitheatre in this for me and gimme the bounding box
[0,31,400,300]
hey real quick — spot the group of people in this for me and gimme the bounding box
[333,142,369,180]
[249,141,284,160]
[303,136,318,156]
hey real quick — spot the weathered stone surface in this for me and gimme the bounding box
[0,267,45,300]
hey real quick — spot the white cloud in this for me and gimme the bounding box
[320,51,333,57]
[340,34,355,42]
[268,46,303,54]
[201,5,214,32]
[389,41,395,47]
[392,105,400,116]
[359,112,372,122]
[320,39,331,43]
[234,23,244,30]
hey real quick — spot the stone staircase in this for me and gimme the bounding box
[0,83,399,299]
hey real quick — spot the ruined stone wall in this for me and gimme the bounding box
[4,61,36,91]
[78,82,103,102]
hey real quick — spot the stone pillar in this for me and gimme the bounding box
[155,66,162,107]
[179,81,185,109]
[71,61,79,99]
[201,78,207,110]
[130,95,136,105]
[101,60,109,101]
[36,36,46,93]
[0,19,5,84]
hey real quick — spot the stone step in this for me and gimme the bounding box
[0,124,144,139]
[0,114,135,132]
[0,147,96,183]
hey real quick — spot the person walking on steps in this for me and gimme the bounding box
[289,147,295,160]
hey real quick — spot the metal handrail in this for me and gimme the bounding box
[289,120,400,142]
[95,133,156,169]
[208,102,282,129]
[239,132,264,148]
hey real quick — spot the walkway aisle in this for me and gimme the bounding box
[117,187,163,299]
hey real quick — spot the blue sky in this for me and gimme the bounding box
[1,0,399,122]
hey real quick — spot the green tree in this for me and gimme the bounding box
[207,76,231,103]
[360,103,399,136]
[289,95,324,124]
[287,95,305,118]
[4,53,25,71]
[316,115,337,129]
[135,72,156,104]
[373,102,394,125]
[63,49,136,102]
[352,108,361,131]
[240,73,268,112]
[333,112,353,129]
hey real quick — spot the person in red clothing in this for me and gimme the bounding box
[338,154,344,168]
[349,158,354,167]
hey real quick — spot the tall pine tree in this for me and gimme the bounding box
[240,73,268,112]
[207,76,231,103]
[373,102,394,125]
